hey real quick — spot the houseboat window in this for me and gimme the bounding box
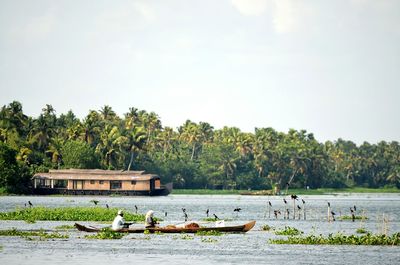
[131,180,136,185]
[110,181,122,189]
[99,181,104,184]
[90,180,95,184]
[54,180,67,188]
[45,179,51,187]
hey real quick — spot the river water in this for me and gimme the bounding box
[0,194,399,265]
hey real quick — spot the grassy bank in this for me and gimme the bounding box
[172,187,400,195]
[0,207,146,222]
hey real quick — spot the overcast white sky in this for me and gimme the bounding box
[1,0,399,144]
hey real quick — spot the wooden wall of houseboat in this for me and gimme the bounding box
[121,180,150,191]
[155,179,160,189]
[65,179,152,191]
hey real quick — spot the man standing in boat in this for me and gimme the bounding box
[145,210,158,228]
[112,210,131,230]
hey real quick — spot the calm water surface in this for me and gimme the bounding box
[0,194,399,265]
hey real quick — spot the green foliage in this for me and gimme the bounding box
[55,224,76,230]
[262,225,273,231]
[180,234,194,240]
[195,230,222,236]
[356,228,368,234]
[61,140,99,169]
[274,226,303,236]
[0,207,145,222]
[270,232,400,245]
[85,227,124,239]
[340,215,367,220]
[1,101,400,192]
[0,228,68,240]
[201,237,218,243]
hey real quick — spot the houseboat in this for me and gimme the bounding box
[32,169,172,196]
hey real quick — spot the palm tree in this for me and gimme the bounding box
[82,111,102,146]
[96,125,125,169]
[99,105,117,121]
[126,126,147,171]
[46,136,64,168]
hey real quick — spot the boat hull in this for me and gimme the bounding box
[32,187,170,196]
[75,221,256,233]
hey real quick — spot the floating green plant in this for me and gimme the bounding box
[356,228,368,234]
[181,234,194,240]
[274,226,303,236]
[0,207,146,222]
[195,230,222,236]
[270,232,400,245]
[201,237,218,243]
[262,225,273,231]
[340,216,368,220]
[85,228,124,240]
[55,224,76,230]
[0,228,68,240]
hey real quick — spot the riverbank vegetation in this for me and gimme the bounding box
[1,101,400,194]
[270,232,400,245]
[0,207,145,222]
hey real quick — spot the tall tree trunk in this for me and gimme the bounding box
[127,151,134,171]
[191,143,196,160]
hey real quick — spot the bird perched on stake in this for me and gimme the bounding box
[206,209,209,217]
[291,194,298,200]
[274,210,281,219]
[134,205,138,214]
[268,201,272,207]
[331,211,336,221]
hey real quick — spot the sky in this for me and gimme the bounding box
[0,0,399,145]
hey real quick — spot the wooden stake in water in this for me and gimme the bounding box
[302,199,306,220]
[327,202,331,222]
[268,201,272,219]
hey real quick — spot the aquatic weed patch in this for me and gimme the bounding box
[356,228,368,234]
[339,215,367,220]
[0,228,68,240]
[84,228,125,240]
[195,230,222,236]
[262,225,274,231]
[270,232,400,245]
[0,207,145,222]
[55,224,76,230]
[274,226,303,236]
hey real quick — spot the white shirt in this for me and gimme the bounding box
[112,215,125,230]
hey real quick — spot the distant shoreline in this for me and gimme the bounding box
[172,187,400,195]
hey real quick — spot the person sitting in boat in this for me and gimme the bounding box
[112,210,132,230]
[145,210,158,228]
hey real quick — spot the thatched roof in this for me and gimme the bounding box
[33,169,158,181]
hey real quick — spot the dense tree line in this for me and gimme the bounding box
[0,101,399,193]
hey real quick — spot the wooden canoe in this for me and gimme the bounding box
[75,220,256,233]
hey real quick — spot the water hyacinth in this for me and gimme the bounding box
[0,228,69,240]
[274,226,303,236]
[270,232,400,245]
[84,228,125,240]
[0,207,145,222]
